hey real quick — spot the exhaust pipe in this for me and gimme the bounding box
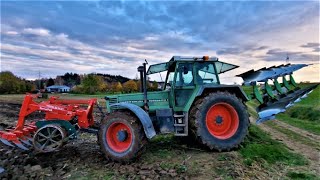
[137,61,149,112]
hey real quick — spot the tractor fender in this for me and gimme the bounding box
[196,85,249,101]
[110,102,156,139]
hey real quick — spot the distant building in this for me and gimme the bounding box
[46,85,70,93]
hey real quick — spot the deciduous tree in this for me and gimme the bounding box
[82,74,104,94]
[123,80,138,93]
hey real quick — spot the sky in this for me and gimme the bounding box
[1,1,319,84]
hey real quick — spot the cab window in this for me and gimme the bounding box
[194,62,218,84]
[175,63,194,86]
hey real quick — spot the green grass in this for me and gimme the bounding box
[277,114,320,135]
[69,169,116,180]
[275,85,320,134]
[285,106,320,122]
[293,84,320,107]
[240,125,308,166]
[246,100,259,118]
[286,171,319,180]
[241,85,253,96]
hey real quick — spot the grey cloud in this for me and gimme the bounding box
[217,48,242,55]
[217,45,269,55]
[301,42,320,48]
[1,26,172,79]
[254,46,269,51]
[301,43,320,52]
[313,47,320,52]
[260,48,318,62]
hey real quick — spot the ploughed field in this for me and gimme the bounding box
[0,93,319,180]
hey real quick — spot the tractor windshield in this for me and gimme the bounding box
[147,62,169,75]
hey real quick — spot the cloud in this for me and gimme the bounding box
[3,31,19,36]
[0,1,319,83]
[301,42,320,52]
[1,26,173,79]
[216,46,268,55]
[258,48,318,62]
[22,28,51,36]
[301,43,320,48]
[313,48,320,52]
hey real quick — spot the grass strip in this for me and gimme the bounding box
[240,125,308,166]
[276,114,320,135]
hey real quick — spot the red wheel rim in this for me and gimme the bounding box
[205,102,239,140]
[106,122,132,153]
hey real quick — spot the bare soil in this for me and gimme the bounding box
[0,100,250,179]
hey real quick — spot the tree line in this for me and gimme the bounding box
[72,74,159,94]
[0,71,159,94]
[0,71,36,94]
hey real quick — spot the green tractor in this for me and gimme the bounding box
[100,55,303,162]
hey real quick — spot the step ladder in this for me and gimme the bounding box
[173,112,188,136]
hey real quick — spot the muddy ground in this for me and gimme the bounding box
[0,101,249,180]
[0,96,319,179]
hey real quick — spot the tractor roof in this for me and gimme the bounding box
[147,56,239,75]
[169,56,219,61]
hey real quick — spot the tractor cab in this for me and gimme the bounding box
[147,56,239,89]
[145,56,241,112]
[105,56,242,114]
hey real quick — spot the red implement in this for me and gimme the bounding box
[0,94,97,150]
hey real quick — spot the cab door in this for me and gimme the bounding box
[172,62,195,111]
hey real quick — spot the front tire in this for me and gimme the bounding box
[189,91,249,151]
[98,112,146,163]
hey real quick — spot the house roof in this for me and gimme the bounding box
[46,85,70,89]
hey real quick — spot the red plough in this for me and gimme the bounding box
[0,95,98,151]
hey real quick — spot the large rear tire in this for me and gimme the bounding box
[98,112,147,163]
[189,91,249,151]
